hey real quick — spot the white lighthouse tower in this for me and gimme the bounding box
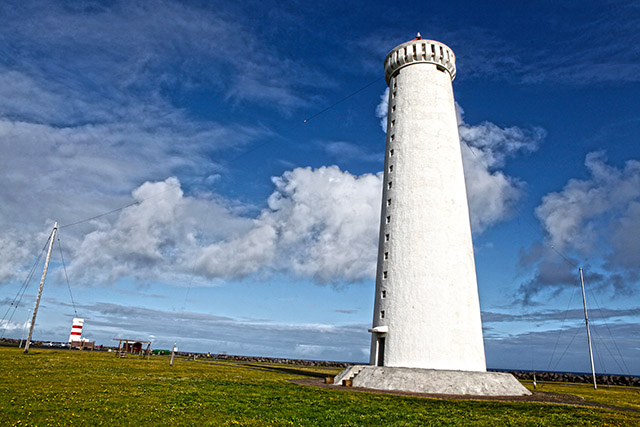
[334,35,529,396]
[369,35,485,371]
[68,318,84,343]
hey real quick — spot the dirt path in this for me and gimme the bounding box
[289,378,640,413]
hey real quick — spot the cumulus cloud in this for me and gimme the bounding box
[375,93,544,233]
[75,93,543,287]
[1,103,541,289]
[194,166,382,283]
[65,177,254,286]
[536,151,640,253]
[518,152,640,302]
[0,1,348,289]
[35,138,550,287]
[64,167,382,286]
[265,166,381,282]
[0,2,301,286]
[457,105,544,233]
[0,114,268,285]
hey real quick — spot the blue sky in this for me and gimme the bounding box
[1,0,639,375]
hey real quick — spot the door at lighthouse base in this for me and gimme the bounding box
[376,337,385,366]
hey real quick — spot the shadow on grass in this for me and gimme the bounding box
[191,358,333,378]
[236,363,331,378]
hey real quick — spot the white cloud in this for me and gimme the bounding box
[460,147,522,234]
[59,166,381,286]
[609,201,640,271]
[0,71,68,124]
[58,125,548,287]
[0,1,331,117]
[0,233,31,282]
[375,88,389,132]
[65,177,255,286]
[0,115,267,268]
[265,166,381,282]
[0,319,27,334]
[458,107,544,233]
[195,223,278,280]
[517,152,640,302]
[295,344,325,357]
[196,166,382,283]
[536,151,640,254]
[0,1,335,287]
[457,116,542,168]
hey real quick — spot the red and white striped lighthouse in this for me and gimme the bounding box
[68,318,84,342]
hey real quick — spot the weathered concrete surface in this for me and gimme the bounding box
[334,365,364,385]
[335,365,531,396]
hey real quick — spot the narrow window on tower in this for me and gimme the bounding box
[392,91,396,99]
[387,181,392,190]
[386,215,391,224]
[385,233,389,242]
[393,80,397,89]
[384,252,389,260]
[389,165,393,173]
[382,271,388,279]
[381,290,387,298]
[391,105,396,113]
[391,120,395,128]
[436,64,446,73]
[380,310,385,319]
[390,134,395,142]
[390,149,394,156]
[387,198,391,207]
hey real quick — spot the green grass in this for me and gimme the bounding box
[526,381,640,411]
[1,347,638,426]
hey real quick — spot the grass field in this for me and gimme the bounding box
[1,347,638,426]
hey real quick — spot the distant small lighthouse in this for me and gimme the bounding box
[334,35,530,396]
[368,36,486,371]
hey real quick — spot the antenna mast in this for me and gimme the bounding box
[24,222,58,354]
[579,267,597,390]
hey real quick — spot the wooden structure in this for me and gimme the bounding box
[70,340,95,351]
[113,339,151,359]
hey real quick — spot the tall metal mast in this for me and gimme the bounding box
[579,267,597,390]
[24,222,58,354]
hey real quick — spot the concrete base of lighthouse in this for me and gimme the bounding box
[334,366,531,396]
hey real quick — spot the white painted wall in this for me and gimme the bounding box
[370,39,486,372]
